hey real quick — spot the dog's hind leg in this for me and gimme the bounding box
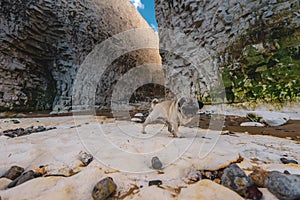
[142,111,161,134]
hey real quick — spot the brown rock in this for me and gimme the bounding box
[249,169,269,187]
[7,170,42,188]
[92,177,117,200]
[1,166,24,180]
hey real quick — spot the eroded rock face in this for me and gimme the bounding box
[154,0,300,102]
[0,0,161,112]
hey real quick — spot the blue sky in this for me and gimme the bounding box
[129,0,158,31]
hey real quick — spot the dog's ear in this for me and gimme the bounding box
[177,97,186,108]
[198,101,204,109]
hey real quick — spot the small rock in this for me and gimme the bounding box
[280,157,298,165]
[36,126,46,132]
[7,170,42,188]
[184,169,201,183]
[24,126,34,134]
[247,111,289,126]
[240,122,265,127]
[148,180,162,186]
[3,128,25,138]
[151,156,163,170]
[131,118,143,123]
[201,170,222,180]
[47,127,57,131]
[213,178,221,184]
[79,151,93,166]
[276,128,284,131]
[265,171,300,200]
[221,164,254,198]
[283,170,290,175]
[33,165,47,175]
[11,119,20,124]
[2,126,55,138]
[92,177,117,200]
[1,166,24,180]
[134,113,144,117]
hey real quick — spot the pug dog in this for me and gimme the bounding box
[142,97,204,137]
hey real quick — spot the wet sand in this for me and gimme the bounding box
[197,115,300,141]
[2,110,300,141]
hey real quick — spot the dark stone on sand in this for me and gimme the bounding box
[79,152,93,166]
[1,166,24,180]
[3,128,25,138]
[7,170,42,188]
[24,126,34,134]
[151,156,163,170]
[200,170,222,180]
[36,126,46,132]
[280,157,298,164]
[283,170,290,174]
[149,180,162,186]
[221,164,254,198]
[11,120,20,124]
[2,126,54,138]
[92,177,117,200]
[265,171,300,200]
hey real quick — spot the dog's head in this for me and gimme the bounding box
[177,97,204,118]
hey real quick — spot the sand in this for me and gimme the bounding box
[0,115,299,199]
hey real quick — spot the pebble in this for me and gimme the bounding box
[265,171,300,200]
[92,177,117,200]
[36,126,46,132]
[131,118,143,123]
[151,156,163,170]
[280,157,298,164]
[7,170,42,188]
[11,119,20,124]
[148,180,162,186]
[221,164,257,198]
[184,169,201,183]
[134,113,144,117]
[240,122,265,127]
[197,170,223,182]
[79,151,93,166]
[1,166,24,180]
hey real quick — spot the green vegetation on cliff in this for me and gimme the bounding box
[222,30,300,104]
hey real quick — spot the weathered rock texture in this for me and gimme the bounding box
[155,0,300,103]
[0,0,161,112]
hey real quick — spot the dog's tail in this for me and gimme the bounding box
[151,98,159,109]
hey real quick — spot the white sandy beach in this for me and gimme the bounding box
[0,115,299,199]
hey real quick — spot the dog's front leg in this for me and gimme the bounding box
[169,121,179,137]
